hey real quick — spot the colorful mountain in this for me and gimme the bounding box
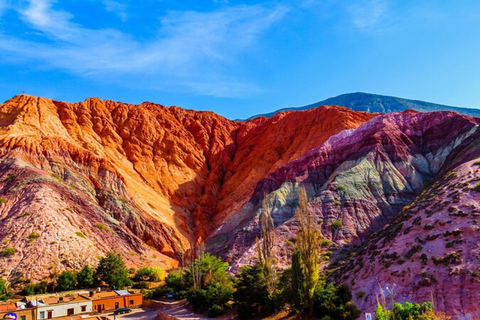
[0,94,372,282]
[2,93,480,318]
[210,109,480,319]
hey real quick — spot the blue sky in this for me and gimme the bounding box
[0,0,480,119]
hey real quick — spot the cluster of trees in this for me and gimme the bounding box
[154,188,360,319]
[149,253,233,317]
[51,251,132,292]
[233,189,360,320]
[1,251,165,297]
[375,301,449,320]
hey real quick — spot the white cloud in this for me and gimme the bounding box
[0,0,287,97]
[102,0,128,22]
[346,0,389,30]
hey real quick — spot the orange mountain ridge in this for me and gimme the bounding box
[0,94,375,280]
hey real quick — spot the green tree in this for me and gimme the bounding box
[77,265,95,289]
[291,249,306,313]
[21,281,48,296]
[257,197,276,294]
[96,251,132,289]
[184,253,233,317]
[296,187,323,316]
[313,283,360,320]
[134,266,165,282]
[0,279,12,301]
[56,271,77,291]
[234,263,274,319]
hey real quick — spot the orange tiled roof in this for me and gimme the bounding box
[0,303,16,311]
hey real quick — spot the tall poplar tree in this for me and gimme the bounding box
[296,187,323,316]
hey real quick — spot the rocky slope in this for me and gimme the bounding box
[209,110,480,318]
[0,94,373,282]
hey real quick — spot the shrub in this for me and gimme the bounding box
[75,231,86,239]
[134,266,165,282]
[95,223,109,231]
[4,175,16,182]
[321,239,332,248]
[331,219,342,232]
[313,283,360,320]
[133,281,149,289]
[0,247,16,257]
[405,244,422,259]
[51,173,62,182]
[22,281,48,296]
[0,198,7,204]
[28,232,40,242]
[475,182,480,192]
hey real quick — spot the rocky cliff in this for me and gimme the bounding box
[0,94,373,282]
[210,109,480,319]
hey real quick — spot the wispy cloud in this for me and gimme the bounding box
[346,0,389,30]
[0,0,287,97]
[102,0,128,22]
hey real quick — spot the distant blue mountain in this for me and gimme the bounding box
[246,92,480,120]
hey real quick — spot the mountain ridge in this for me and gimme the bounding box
[246,92,480,120]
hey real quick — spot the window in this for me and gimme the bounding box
[130,300,134,305]
[21,316,26,320]
[115,302,119,309]
[81,305,87,312]
[67,308,74,316]
[39,311,45,319]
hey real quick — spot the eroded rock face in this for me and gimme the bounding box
[0,94,373,281]
[208,110,480,319]
[211,111,479,263]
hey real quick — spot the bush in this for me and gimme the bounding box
[0,247,16,257]
[313,283,360,320]
[0,198,7,204]
[186,283,233,315]
[331,219,342,232]
[28,232,40,243]
[95,223,110,231]
[145,285,170,300]
[75,232,86,239]
[133,281,149,289]
[21,281,48,296]
[4,175,16,182]
[134,266,165,282]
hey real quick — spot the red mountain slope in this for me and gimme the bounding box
[0,95,374,281]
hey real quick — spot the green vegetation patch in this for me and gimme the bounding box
[0,247,16,257]
[75,231,86,239]
[331,219,342,232]
[95,222,110,231]
[28,232,41,242]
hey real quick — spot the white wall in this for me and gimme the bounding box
[37,300,93,319]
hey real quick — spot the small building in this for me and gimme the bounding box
[82,290,142,313]
[36,295,92,319]
[0,303,36,320]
